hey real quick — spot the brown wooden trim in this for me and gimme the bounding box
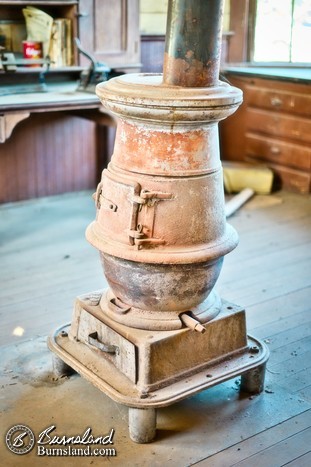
[228,0,250,63]
[140,35,165,42]
[247,0,257,61]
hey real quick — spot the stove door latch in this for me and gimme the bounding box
[129,189,173,248]
[88,331,119,354]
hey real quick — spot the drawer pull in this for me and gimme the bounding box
[270,146,281,154]
[270,97,283,107]
[88,332,119,354]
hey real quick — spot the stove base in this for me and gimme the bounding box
[48,291,269,443]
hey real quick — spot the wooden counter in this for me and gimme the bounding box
[0,80,116,203]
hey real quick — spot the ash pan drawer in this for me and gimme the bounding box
[245,86,311,118]
[246,134,311,170]
[76,309,137,383]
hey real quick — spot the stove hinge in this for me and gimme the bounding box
[129,189,173,249]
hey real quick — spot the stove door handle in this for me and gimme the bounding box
[88,331,119,354]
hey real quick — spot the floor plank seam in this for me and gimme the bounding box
[281,450,311,467]
[190,410,311,467]
[229,426,311,467]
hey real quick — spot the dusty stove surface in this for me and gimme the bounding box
[48,291,268,405]
[46,0,268,444]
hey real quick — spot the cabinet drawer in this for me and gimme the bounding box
[246,134,311,170]
[246,108,311,145]
[77,308,136,383]
[246,159,311,194]
[245,86,311,118]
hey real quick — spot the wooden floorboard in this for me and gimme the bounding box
[250,297,311,334]
[299,385,311,403]
[0,190,310,466]
[268,334,311,366]
[283,451,311,467]
[194,410,311,467]
[233,426,311,467]
[263,321,311,352]
[219,258,311,308]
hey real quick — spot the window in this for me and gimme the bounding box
[253,0,311,63]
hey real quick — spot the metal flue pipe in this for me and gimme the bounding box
[163,0,224,87]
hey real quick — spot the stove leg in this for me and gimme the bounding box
[128,407,157,443]
[52,354,74,379]
[240,363,266,394]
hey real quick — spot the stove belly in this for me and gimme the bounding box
[101,253,223,314]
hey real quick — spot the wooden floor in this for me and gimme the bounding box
[0,190,310,466]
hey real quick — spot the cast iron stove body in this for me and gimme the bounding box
[48,0,269,443]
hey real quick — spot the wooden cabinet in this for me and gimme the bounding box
[0,0,140,68]
[0,1,78,64]
[220,73,311,194]
[78,0,140,68]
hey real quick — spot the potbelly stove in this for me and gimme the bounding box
[48,0,269,443]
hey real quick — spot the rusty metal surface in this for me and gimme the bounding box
[163,0,224,87]
[101,253,223,313]
[50,325,269,407]
[86,164,238,265]
[49,295,269,407]
[95,74,242,125]
[89,48,241,325]
[86,0,242,331]
[99,289,222,331]
[112,119,221,176]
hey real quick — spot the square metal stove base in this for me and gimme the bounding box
[48,291,269,443]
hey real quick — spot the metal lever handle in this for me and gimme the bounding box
[88,332,119,354]
[108,298,131,314]
[180,313,206,333]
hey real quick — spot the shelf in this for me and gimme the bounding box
[0,1,78,5]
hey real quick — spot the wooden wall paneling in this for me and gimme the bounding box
[140,35,165,73]
[0,113,98,203]
[95,125,116,182]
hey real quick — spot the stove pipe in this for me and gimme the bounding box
[163,0,224,87]
[87,0,242,331]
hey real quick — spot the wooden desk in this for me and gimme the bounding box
[0,81,116,203]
